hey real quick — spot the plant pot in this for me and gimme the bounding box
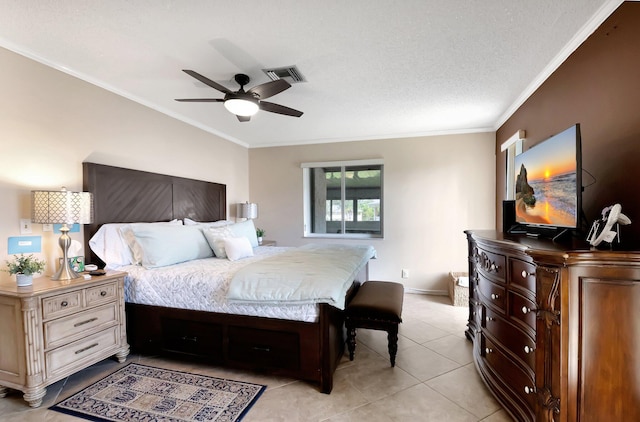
[16,273,33,287]
[258,237,263,245]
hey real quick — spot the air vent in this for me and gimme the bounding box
[262,65,306,83]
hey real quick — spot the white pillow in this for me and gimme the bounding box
[224,237,254,261]
[120,224,212,268]
[89,220,181,269]
[229,219,259,247]
[201,225,234,258]
[183,218,234,227]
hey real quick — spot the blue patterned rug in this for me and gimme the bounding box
[50,363,266,422]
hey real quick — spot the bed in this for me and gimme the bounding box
[82,162,372,393]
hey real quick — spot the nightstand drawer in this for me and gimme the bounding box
[45,326,119,379]
[42,291,82,320]
[44,303,118,349]
[86,281,118,307]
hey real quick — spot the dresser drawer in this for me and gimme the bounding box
[45,326,119,380]
[482,335,536,411]
[477,276,506,312]
[484,307,535,372]
[42,291,82,320]
[44,303,118,349]
[86,281,118,307]
[228,326,300,370]
[475,248,506,282]
[510,259,536,293]
[509,291,537,332]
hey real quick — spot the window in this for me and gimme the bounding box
[302,159,383,238]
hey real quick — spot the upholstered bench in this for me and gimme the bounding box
[345,281,404,366]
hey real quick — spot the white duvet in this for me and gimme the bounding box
[227,244,376,308]
[120,244,374,323]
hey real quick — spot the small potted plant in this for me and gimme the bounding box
[4,254,46,286]
[256,228,265,245]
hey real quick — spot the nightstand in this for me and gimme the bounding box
[0,271,129,407]
[260,240,277,246]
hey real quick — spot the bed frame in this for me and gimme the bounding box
[82,162,362,393]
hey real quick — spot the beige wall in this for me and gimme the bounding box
[249,133,496,293]
[0,47,249,282]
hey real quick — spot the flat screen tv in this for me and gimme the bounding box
[514,124,582,231]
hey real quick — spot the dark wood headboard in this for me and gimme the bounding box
[82,162,226,265]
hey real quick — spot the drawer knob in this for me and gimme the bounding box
[524,345,535,354]
[100,290,107,296]
[522,306,534,314]
[491,293,499,300]
[521,270,534,278]
[524,385,536,394]
[485,316,494,323]
[61,301,68,307]
[485,347,493,354]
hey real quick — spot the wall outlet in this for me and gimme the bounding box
[19,219,32,234]
[401,269,409,279]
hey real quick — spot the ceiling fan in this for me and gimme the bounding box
[175,70,303,122]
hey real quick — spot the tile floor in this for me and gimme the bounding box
[0,294,513,421]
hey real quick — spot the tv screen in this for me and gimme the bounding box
[514,124,582,229]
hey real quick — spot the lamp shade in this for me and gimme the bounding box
[237,202,258,219]
[31,189,94,224]
[224,98,259,117]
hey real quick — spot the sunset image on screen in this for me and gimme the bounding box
[514,126,579,227]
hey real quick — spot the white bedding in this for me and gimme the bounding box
[119,244,373,323]
[228,244,376,308]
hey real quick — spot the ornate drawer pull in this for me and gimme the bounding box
[75,343,99,355]
[181,336,198,343]
[61,301,68,307]
[521,270,535,278]
[74,317,98,327]
[485,347,493,354]
[524,345,535,354]
[491,293,500,300]
[524,385,536,394]
[252,346,271,353]
[522,306,534,314]
[485,317,494,323]
[100,291,107,296]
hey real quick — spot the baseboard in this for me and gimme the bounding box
[404,288,448,296]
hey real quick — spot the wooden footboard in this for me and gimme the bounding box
[125,302,345,393]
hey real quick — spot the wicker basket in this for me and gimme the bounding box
[449,271,469,306]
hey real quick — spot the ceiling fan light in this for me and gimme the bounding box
[224,98,259,116]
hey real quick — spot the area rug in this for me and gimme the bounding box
[50,363,266,422]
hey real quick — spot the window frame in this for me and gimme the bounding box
[302,159,384,239]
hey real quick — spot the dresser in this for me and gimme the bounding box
[0,272,129,407]
[466,230,640,421]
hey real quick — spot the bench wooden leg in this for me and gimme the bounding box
[387,325,399,367]
[346,324,357,361]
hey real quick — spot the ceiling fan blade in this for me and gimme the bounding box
[237,115,251,122]
[182,70,232,94]
[247,79,291,99]
[259,101,303,117]
[175,98,224,102]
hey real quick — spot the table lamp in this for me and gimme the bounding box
[31,187,94,280]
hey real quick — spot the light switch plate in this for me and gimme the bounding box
[19,219,32,234]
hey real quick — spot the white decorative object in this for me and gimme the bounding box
[16,274,33,287]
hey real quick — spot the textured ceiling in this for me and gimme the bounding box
[0,0,623,148]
